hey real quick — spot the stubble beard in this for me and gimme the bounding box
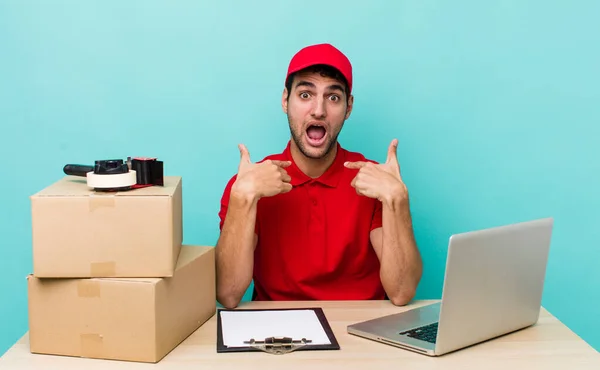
[287,115,343,160]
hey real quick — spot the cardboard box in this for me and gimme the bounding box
[27,245,216,363]
[30,175,183,278]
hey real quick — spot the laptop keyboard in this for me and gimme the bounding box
[399,322,438,343]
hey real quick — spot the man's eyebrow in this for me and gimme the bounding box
[294,81,316,89]
[326,84,344,93]
[293,81,345,94]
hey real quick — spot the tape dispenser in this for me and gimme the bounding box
[63,157,163,192]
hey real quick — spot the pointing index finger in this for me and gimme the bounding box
[270,160,292,168]
[344,161,368,169]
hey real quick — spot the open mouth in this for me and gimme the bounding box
[306,124,327,147]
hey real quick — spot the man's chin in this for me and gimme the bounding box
[303,150,326,159]
[300,141,334,159]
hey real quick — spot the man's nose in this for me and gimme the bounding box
[311,97,326,118]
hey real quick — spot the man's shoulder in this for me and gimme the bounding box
[341,146,380,164]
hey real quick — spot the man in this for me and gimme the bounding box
[216,43,422,309]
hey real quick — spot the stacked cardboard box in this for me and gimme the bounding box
[27,175,216,363]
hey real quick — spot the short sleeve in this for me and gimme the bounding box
[370,199,383,231]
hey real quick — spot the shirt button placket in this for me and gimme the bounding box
[308,182,318,206]
[307,182,325,268]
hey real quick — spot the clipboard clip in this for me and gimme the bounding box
[243,336,312,355]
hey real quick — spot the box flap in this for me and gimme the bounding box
[95,277,162,284]
[32,176,181,197]
[27,274,161,284]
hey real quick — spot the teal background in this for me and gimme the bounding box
[1,0,598,356]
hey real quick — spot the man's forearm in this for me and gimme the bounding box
[379,191,423,306]
[215,191,258,308]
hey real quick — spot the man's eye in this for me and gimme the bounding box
[329,95,340,102]
[300,92,310,99]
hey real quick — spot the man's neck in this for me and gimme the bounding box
[290,141,338,179]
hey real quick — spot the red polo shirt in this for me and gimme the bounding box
[218,141,384,301]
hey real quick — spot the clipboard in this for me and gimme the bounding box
[216,307,340,354]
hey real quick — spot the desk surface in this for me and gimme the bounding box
[1,300,598,369]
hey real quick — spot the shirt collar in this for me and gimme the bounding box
[283,141,346,188]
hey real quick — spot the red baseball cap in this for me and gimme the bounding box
[285,43,353,93]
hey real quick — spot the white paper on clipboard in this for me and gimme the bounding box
[219,309,332,347]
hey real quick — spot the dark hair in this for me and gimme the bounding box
[285,64,350,102]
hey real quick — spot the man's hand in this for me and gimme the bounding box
[344,139,408,205]
[231,144,293,201]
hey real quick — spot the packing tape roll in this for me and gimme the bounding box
[78,280,101,298]
[80,334,104,359]
[86,171,137,189]
[90,262,116,277]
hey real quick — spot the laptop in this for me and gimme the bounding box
[347,217,553,356]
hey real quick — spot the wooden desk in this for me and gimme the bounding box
[1,300,598,369]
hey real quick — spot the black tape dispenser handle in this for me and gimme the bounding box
[63,164,94,177]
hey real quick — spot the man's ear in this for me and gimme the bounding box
[345,94,354,120]
[282,88,289,114]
